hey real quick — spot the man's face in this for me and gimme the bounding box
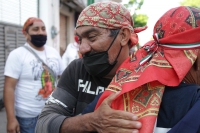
[76,26,122,64]
[24,21,46,41]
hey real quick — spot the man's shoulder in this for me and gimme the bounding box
[166,82,200,90]
[63,58,86,76]
[9,45,27,55]
[45,45,59,52]
[45,45,61,57]
[68,58,84,68]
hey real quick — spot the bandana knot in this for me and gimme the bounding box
[139,34,159,66]
[153,33,160,44]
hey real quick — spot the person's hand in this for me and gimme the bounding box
[91,92,142,133]
[7,117,20,133]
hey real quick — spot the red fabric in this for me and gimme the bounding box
[22,17,43,34]
[76,1,147,47]
[96,6,200,133]
[74,36,79,44]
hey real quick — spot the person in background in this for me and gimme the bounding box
[35,1,147,133]
[3,17,64,133]
[62,35,81,69]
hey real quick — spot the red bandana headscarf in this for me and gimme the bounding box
[76,1,147,47]
[96,6,200,133]
[22,17,43,34]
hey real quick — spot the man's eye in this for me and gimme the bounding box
[33,28,38,31]
[88,36,96,40]
[88,36,95,38]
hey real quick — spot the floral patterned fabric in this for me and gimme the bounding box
[22,17,43,34]
[96,6,200,133]
[76,1,147,47]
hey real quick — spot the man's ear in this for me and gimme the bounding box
[23,31,29,40]
[120,27,131,47]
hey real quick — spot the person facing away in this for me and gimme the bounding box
[3,17,64,133]
[85,6,200,133]
[35,1,147,133]
[62,35,81,69]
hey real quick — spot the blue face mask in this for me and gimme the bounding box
[83,31,122,77]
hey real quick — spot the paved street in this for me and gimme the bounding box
[0,108,7,133]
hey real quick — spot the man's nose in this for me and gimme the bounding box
[79,39,92,55]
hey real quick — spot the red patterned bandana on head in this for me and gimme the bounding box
[76,1,147,47]
[96,6,200,133]
[22,17,43,34]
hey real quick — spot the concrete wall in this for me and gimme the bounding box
[39,0,60,52]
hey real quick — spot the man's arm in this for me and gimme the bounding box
[35,86,76,133]
[36,91,142,133]
[60,92,142,133]
[4,76,20,133]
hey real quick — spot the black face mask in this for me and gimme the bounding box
[83,30,122,77]
[30,35,47,47]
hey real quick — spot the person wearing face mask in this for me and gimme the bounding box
[83,6,200,133]
[35,2,147,133]
[3,17,64,133]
